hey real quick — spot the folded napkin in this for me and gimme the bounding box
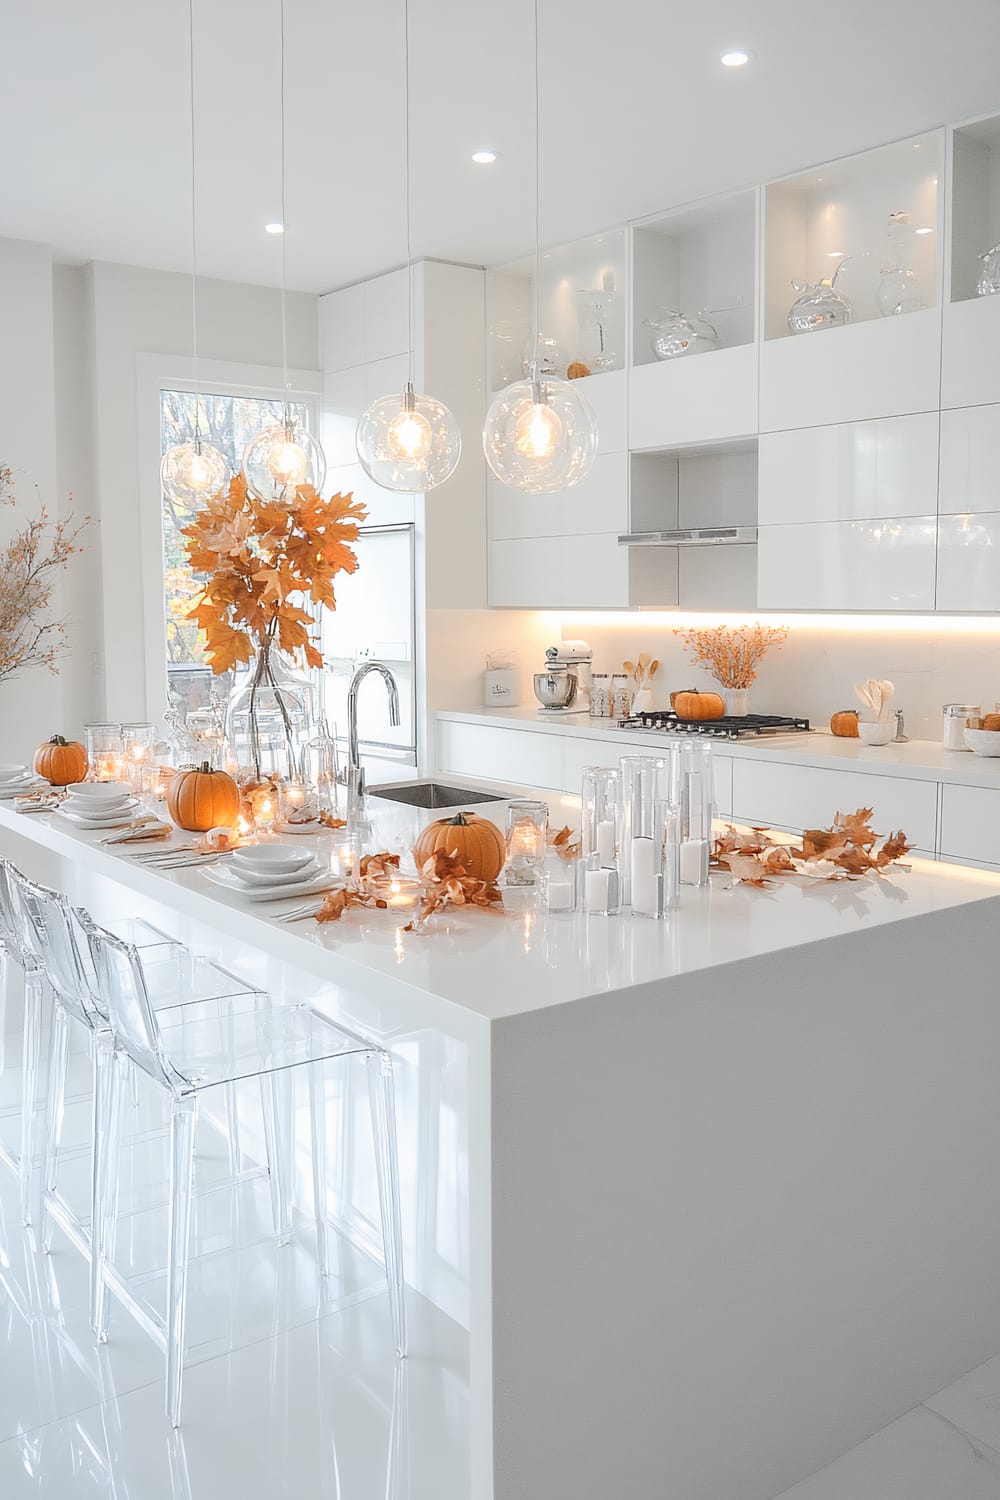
[102,819,172,845]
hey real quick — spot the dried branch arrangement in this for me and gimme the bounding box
[182,473,366,674]
[674,622,789,690]
[712,807,912,887]
[0,467,89,686]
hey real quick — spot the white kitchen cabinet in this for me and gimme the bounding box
[629,345,757,452]
[936,512,1000,611]
[489,452,628,542]
[756,516,937,611]
[759,311,941,432]
[941,295,1000,409]
[713,754,734,818]
[561,736,623,793]
[437,720,563,791]
[938,404,1000,513]
[758,413,939,525]
[319,282,365,373]
[939,783,1000,867]
[574,368,627,454]
[489,534,675,609]
[731,759,938,852]
[364,268,409,362]
[322,365,365,468]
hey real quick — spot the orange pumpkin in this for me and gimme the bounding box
[830,709,859,738]
[34,734,88,786]
[672,690,725,721]
[566,360,591,380]
[413,811,506,882]
[166,762,240,832]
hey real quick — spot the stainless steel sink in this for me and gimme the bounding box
[367,780,508,809]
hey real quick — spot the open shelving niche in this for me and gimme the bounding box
[763,131,942,339]
[485,227,627,392]
[950,110,1000,301]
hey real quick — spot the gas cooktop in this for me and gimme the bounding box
[621,711,811,741]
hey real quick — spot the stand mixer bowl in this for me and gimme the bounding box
[533,669,578,710]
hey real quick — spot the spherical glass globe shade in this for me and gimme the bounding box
[242,422,326,500]
[160,440,228,506]
[356,390,461,493]
[483,376,597,493]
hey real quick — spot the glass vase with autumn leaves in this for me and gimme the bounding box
[181,473,365,780]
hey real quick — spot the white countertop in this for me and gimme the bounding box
[3,781,999,1026]
[437,706,1000,788]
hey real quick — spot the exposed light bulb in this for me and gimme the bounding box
[160,438,228,506]
[242,420,326,499]
[267,438,309,485]
[514,398,561,460]
[388,404,432,460]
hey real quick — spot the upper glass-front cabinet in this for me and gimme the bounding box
[486,228,627,391]
[763,131,942,339]
[950,112,1000,302]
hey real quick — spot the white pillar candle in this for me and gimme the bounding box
[546,876,575,913]
[596,818,615,867]
[629,836,657,915]
[584,867,611,912]
[679,838,708,886]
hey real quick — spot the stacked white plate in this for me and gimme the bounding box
[204,841,339,902]
[57,781,140,829]
[0,763,45,800]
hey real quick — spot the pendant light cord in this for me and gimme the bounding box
[404,0,414,389]
[279,0,290,420]
[188,0,200,446]
[532,0,540,372]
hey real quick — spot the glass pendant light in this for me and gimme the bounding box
[242,0,326,501]
[482,0,597,493]
[160,0,228,508]
[355,0,461,493]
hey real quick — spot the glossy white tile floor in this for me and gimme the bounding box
[773,1357,1000,1497]
[0,963,470,1498]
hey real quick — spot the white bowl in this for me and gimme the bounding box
[230,858,322,888]
[231,844,313,874]
[66,781,131,801]
[857,720,896,746]
[964,728,1000,756]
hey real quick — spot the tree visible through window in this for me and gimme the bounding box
[160,389,309,667]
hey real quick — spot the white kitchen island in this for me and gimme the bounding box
[2,784,1000,1500]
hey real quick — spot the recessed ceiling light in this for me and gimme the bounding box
[720,49,751,67]
[471,149,497,164]
[915,225,934,235]
[264,222,285,235]
[827,249,846,257]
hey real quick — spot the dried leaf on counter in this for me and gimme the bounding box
[403,849,503,931]
[713,806,911,887]
[721,852,774,888]
[313,851,402,924]
[317,810,346,830]
[315,889,351,923]
[359,852,400,880]
[549,825,581,861]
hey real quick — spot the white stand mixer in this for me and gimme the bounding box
[533,640,593,713]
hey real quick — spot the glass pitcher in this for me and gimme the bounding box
[645,309,719,361]
[787,258,854,334]
[977,245,1000,297]
[877,212,924,317]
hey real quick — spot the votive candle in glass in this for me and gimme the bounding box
[505,800,549,887]
[540,859,578,914]
[121,722,154,793]
[330,829,361,884]
[372,872,422,911]
[84,722,123,782]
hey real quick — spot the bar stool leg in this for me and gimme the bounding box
[366,1051,406,1356]
[166,1093,197,1428]
[308,1060,329,1277]
[19,968,45,1226]
[260,1074,292,1245]
[92,1038,124,1342]
[40,1006,70,1253]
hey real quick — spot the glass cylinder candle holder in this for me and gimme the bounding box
[581,766,621,869]
[505,800,549,887]
[540,857,579,914]
[278,777,318,825]
[582,851,621,915]
[679,741,713,887]
[654,799,681,914]
[621,755,662,907]
[84,722,123,782]
[329,828,361,885]
[371,872,422,911]
[120,722,155,793]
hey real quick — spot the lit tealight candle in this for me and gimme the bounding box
[377,875,421,910]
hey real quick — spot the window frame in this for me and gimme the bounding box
[136,353,322,724]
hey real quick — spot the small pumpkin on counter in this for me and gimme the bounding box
[413,811,506,882]
[566,360,591,380]
[984,713,1000,732]
[166,762,240,832]
[830,709,860,738]
[671,689,725,722]
[33,734,88,786]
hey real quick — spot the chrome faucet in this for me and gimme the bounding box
[346,661,401,802]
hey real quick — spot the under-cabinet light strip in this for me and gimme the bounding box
[544,612,1000,636]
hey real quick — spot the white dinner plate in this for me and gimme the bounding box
[273,819,335,836]
[56,799,141,829]
[0,778,47,801]
[228,857,323,888]
[202,864,343,903]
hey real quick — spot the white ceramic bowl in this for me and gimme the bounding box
[65,781,131,801]
[964,728,1000,757]
[231,858,322,888]
[231,844,313,874]
[858,720,896,746]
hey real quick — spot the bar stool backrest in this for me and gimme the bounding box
[0,859,33,969]
[82,917,190,1092]
[7,869,96,1029]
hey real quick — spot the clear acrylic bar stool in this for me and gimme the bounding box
[0,859,47,1224]
[84,917,406,1427]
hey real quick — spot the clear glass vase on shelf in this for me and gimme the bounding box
[226,637,316,781]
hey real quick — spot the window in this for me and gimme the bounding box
[160,388,308,708]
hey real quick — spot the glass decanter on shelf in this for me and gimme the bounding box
[520,332,562,379]
[573,273,617,373]
[645,308,720,360]
[787,258,854,334]
[877,211,925,317]
[977,244,1000,297]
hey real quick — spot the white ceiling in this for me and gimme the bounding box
[3,0,1000,294]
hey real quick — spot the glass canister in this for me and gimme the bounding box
[679,741,713,886]
[943,703,980,751]
[611,674,633,719]
[590,673,612,718]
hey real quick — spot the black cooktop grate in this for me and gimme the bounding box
[622,711,811,740]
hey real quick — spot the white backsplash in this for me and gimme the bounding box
[429,608,1000,744]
